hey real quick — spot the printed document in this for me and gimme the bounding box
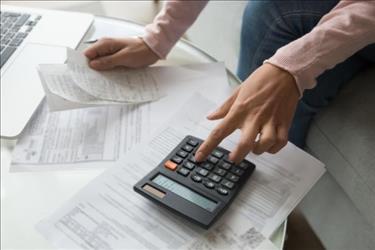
[11,62,232,171]
[38,48,209,111]
[11,99,151,171]
[36,93,325,249]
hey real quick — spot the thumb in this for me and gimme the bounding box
[89,52,124,70]
[207,86,240,120]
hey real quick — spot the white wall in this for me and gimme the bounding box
[186,2,247,72]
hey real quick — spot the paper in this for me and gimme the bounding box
[68,63,162,103]
[11,62,232,171]
[11,99,151,171]
[36,93,325,249]
[184,211,277,250]
[39,48,212,111]
[39,64,121,105]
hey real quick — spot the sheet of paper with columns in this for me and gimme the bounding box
[11,62,231,171]
[36,93,325,249]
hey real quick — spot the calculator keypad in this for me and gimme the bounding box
[164,136,255,196]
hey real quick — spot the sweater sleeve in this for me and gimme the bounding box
[265,1,375,96]
[143,1,208,59]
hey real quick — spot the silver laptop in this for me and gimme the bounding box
[1,5,93,138]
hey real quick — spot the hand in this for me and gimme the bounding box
[195,63,300,163]
[84,37,159,70]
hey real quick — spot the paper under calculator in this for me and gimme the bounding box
[134,135,256,229]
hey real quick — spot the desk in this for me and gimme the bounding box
[1,16,286,249]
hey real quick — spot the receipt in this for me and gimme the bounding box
[38,49,217,111]
[38,48,165,111]
[38,64,120,105]
[68,63,163,103]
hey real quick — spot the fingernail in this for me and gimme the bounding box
[207,111,217,119]
[228,153,238,164]
[90,60,100,67]
[195,151,204,162]
[206,114,214,119]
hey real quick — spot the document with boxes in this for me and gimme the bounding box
[36,93,325,249]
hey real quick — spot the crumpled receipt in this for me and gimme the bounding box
[38,48,165,111]
[67,63,162,103]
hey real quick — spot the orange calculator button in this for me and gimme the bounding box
[164,160,178,171]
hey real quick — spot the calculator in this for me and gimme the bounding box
[133,135,256,229]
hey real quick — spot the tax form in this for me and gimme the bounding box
[11,62,231,171]
[11,100,151,171]
[36,93,325,249]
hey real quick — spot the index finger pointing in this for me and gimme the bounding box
[195,116,238,162]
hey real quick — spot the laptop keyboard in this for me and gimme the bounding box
[0,11,42,68]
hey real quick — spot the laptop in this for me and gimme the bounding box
[1,5,93,138]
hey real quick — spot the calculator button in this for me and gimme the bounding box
[164,160,178,171]
[204,181,215,189]
[218,161,232,170]
[187,139,199,147]
[208,174,222,183]
[223,155,235,165]
[191,174,202,183]
[177,167,190,177]
[171,156,183,164]
[196,167,209,177]
[200,162,214,170]
[213,167,227,176]
[226,173,239,182]
[212,150,224,159]
[183,161,195,170]
[217,187,229,196]
[238,160,254,169]
[207,155,219,164]
[177,150,188,158]
[188,155,197,163]
[231,167,244,176]
[221,180,235,190]
[182,144,194,152]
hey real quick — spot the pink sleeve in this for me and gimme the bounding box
[143,1,208,59]
[265,1,375,96]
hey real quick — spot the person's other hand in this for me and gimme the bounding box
[195,63,300,163]
[84,37,159,70]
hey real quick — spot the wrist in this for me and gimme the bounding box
[264,62,301,99]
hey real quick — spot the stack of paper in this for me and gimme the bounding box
[36,93,325,250]
[11,54,326,249]
[11,62,232,171]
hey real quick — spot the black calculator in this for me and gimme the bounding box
[134,135,255,229]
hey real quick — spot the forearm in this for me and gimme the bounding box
[143,0,208,59]
[265,1,375,95]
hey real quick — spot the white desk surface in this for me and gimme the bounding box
[1,16,286,250]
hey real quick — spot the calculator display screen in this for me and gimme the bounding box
[152,174,217,212]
